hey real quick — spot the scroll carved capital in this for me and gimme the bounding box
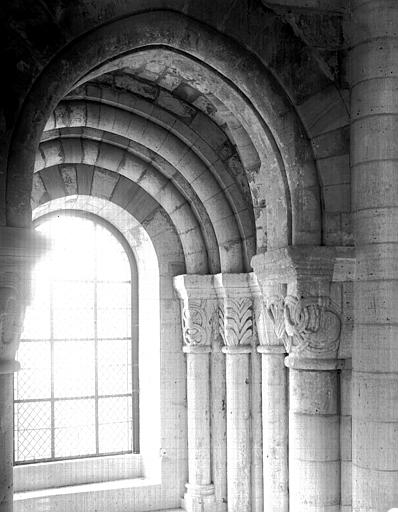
[219,297,253,347]
[181,299,217,347]
[0,287,18,344]
[265,295,341,358]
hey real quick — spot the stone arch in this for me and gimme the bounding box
[35,133,249,272]
[7,10,321,250]
[53,87,256,265]
[40,95,253,272]
[33,163,214,273]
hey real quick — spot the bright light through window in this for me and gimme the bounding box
[14,213,138,464]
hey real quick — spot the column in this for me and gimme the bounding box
[252,254,289,512]
[215,274,255,512]
[287,360,341,512]
[258,344,287,512]
[0,373,14,512]
[210,323,227,512]
[174,275,217,512]
[250,286,263,512]
[349,1,398,509]
[0,226,47,512]
[254,247,343,512]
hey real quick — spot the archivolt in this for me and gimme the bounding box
[63,84,255,255]
[41,97,253,271]
[33,194,185,277]
[35,159,214,274]
[8,10,321,250]
[38,93,256,272]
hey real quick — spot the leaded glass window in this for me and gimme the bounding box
[14,212,139,464]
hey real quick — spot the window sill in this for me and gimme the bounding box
[14,478,162,512]
[14,477,159,499]
[14,453,142,492]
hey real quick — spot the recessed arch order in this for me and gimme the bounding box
[7,9,321,250]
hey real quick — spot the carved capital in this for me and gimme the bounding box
[175,273,258,350]
[181,299,218,347]
[219,297,253,347]
[173,274,219,350]
[0,273,30,368]
[0,287,22,342]
[265,294,341,358]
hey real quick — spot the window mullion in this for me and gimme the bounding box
[50,280,55,460]
[94,224,99,456]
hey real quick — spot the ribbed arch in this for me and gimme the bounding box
[42,128,222,271]
[68,51,295,250]
[36,134,247,272]
[66,82,251,189]
[40,94,256,271]
[7,10,322,251]
[63,79,260,256]
[34,162,213,273]
[32,193,185,277]
[46,98,254,260]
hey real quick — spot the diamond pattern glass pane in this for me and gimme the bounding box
[53,281,95,339]
[21,305,50,340]
[53,308,95,339]
[21,281,50,340]
[97,283,131,310]
[14,402,51,462]
[98,340,131,395]
[96,227,130,281]
[53,281,94,310]
[14,342,51,400]
[14,213,136,464]
[98,397,132,454]
[53,340,95,398]
[54,399,96,458]
[37,217,96,281]
[97,309,131,338]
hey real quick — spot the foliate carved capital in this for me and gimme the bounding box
[265,295,341,358]
[219,297,253,347]
[181,299,218,347]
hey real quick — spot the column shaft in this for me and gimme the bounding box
[289,367,340,512]
[223,348,251,512]
[340,365,352,512]
[0,374,13,512]
[183,346,215,512]
[185,349,212,485]
[350,1,398,509]
[210,347,227,512]
[250,349,263,512]
[259,349,288,512]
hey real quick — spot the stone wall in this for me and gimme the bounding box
[0,1,397,512]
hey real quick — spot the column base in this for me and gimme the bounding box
[184,484,217,512]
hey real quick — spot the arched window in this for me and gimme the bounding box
[14,212,139,464]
